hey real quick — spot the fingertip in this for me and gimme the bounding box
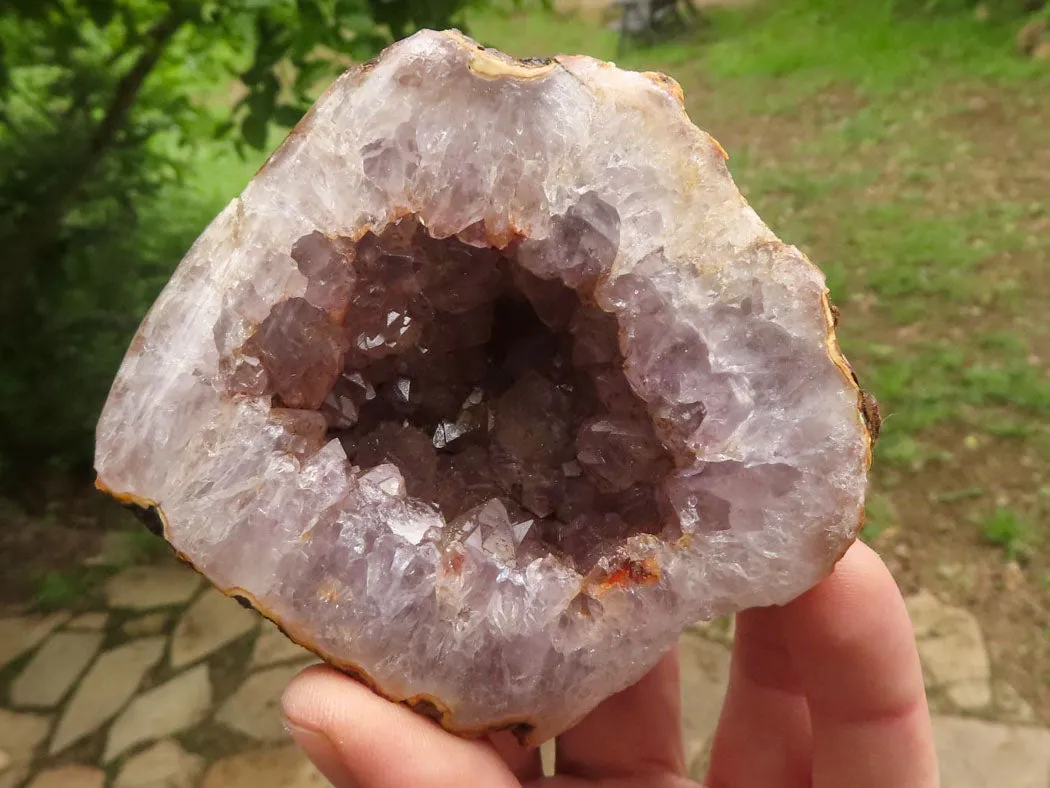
[281,666,378,788]
[800,540,898,616]
[281,663,350,728]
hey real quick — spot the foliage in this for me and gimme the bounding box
[0,0,482,486]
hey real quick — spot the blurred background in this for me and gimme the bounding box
[0,0,1048,785]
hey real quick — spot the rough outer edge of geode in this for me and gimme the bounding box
[103,486,542,739]
[96,32,879,743]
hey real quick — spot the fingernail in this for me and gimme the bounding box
[285,720,358,788]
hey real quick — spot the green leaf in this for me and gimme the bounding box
[0,39,8,96]
[7,0,58,18]
[296,0,328,27]
[85,0,117,29]
[274,104,304,127]
[338,11,380,33]
[347,30,391,60]
[213,118,235,138]
[241,111,269,149]
[292,58,332,92]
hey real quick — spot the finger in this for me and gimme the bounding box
[777,541,938,787]
[705,606,813,788]
[555,648,686,780]
[282,665,522,788]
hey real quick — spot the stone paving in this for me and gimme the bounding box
[0,557,1048,787]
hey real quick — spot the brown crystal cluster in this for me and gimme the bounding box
[223,214,678,573]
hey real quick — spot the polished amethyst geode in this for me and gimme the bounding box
[96,31,876,741]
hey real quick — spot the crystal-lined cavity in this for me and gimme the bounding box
[226,213,674,573]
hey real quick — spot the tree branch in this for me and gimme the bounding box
[84,6,187,167]
[2,3,190,315]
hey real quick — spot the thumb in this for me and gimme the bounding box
[283,665,525,788]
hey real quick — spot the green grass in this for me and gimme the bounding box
[855,336,1050,463]
[861,492,897,543]
[32,570,88,610]
[709,4,1040,83]
[32,567,114,612]
[27,525,170,611]
[470,0,1048,101]
[981,506,1034,561]
[933,486,985,504]
[468,1,619,59]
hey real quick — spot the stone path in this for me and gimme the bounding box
[0,557,1047,787]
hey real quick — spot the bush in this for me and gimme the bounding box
[0,131,211,481]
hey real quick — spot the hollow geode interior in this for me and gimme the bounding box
[239,211,697,574]
[95,30,874,741]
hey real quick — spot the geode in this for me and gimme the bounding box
[95,30,877,741]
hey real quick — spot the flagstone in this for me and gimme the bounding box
[0,613,69,671]
[994,681,1038,724]
[67,612,109,631]
[170,589,257,669]
[10,631,103,708]
[51,637,166,753]
[0,710,50,788]
[106,565,200,610]
[114,739,204,788]
[217,662,312,741]
[934,715,1050,788]
[104,665,211,762]
[0,765,26,788]
[251,624,317,668]
[906,590,992,711]
[27,765,104,788]
[122,612,169,637]
[201,746,328,788]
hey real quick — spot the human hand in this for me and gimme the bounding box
[282,541,940,787]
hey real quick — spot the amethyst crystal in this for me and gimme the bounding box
[95,31,876,741]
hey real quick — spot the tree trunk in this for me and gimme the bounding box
[1,4,189,313]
